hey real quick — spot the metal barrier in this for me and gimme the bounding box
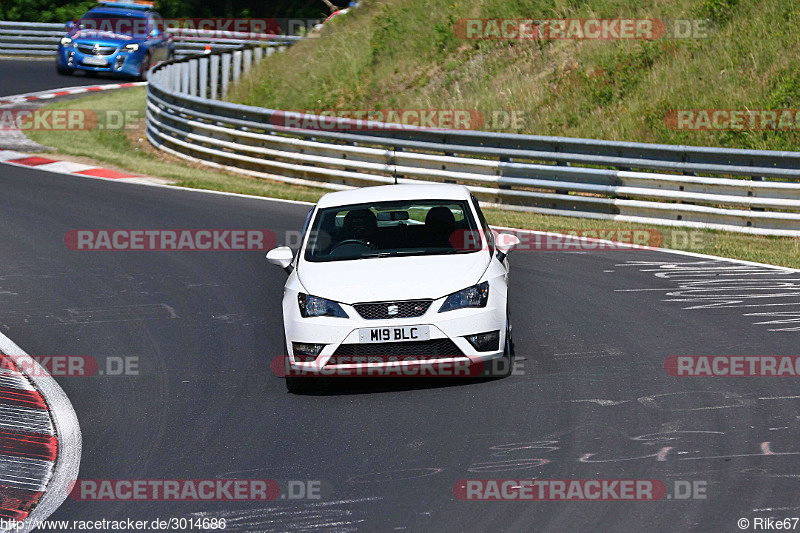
[144,49,800,236]
[0,20,300,58]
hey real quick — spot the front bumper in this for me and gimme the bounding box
[282,288,507,375]
[57,45,145,77]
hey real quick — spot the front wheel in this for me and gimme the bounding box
[56,65,74,76]
[137,53,151,81]
[286,376,313,394]
[493,318,515,378]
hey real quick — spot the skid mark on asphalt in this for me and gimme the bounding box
[614,260,800,331]
[188,498,381,532]
[0,303,178,327]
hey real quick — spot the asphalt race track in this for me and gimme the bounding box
[1,61,800,532]
[0,59,124,97]
[2,164,800,531]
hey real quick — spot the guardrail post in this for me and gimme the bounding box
[199,57,208,99]
[181,62,190,94]
[188,59,198,97]
[221,53,231,99]
[170,64,179,92]
[243,48,253,74]
[232,50,242,83]
[210,55,220,100]
[266,47,274,57]
[254,46,263,62]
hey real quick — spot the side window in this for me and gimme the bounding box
[471,195,494,254]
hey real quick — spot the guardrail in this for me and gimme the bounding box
[0,20,300,58]
[146,50,800,236]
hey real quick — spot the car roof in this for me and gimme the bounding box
[85,6,150,17]
[316,184,472,209]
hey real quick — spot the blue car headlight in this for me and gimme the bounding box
[61,37,73,47]
[439,281,489,312]
[298,293,348,318]
[123,43,139,52]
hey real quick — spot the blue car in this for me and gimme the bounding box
[57,0,173,80]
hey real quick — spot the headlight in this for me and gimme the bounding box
[61,37,73,46]
[439,282,489,312]
[298,293,348,318]
[123,43,139,52]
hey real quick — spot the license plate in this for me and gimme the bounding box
[359,325,430,343]
[83,56,107,66]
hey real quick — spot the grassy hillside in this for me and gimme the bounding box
[229,0,800,151]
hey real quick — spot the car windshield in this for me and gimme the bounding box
[78,14,149,36]
[304,199,481,262]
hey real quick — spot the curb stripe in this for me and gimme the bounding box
[0,373,35,392]
[7,156,57,167]
[0,405,54,435]
[75,167,136,179]
[0,455,53,492]
[0,81,147,107]
[0,351,56,525]
[0,151,143,181]
[0,486,44,521]
[0,430,57,462]
[0,387,49,411]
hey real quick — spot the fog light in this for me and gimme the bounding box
[67,52,75,66]
[465,331,500,352]
[114,55,125,70]
[292,342,326,360]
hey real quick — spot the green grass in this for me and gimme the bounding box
[24,87,800,268]
[26,88,327,204]
[230,0,800,152]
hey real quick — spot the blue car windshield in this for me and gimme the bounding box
[78,13,149,37]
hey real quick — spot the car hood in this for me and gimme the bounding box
[297,252,490,304]
[70,30,140,43]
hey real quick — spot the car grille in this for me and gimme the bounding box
[330,339,464,361]
[77,44,117,56]
[353,299,432,320]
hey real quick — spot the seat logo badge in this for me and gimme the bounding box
[387,304,399,316]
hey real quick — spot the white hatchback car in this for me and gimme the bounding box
[267,184,519,392]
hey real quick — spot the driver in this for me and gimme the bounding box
[339,208,378,246]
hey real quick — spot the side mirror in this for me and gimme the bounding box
[65,21,75,31]
[266,246,294,273]
[149,28,161,38]
[495,232,520,262]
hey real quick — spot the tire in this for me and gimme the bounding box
[285,376,313,394]
[494,317,515,378]
[56,65,74,76]
[137,53,151,82]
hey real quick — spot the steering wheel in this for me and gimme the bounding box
[330,238,369,251]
